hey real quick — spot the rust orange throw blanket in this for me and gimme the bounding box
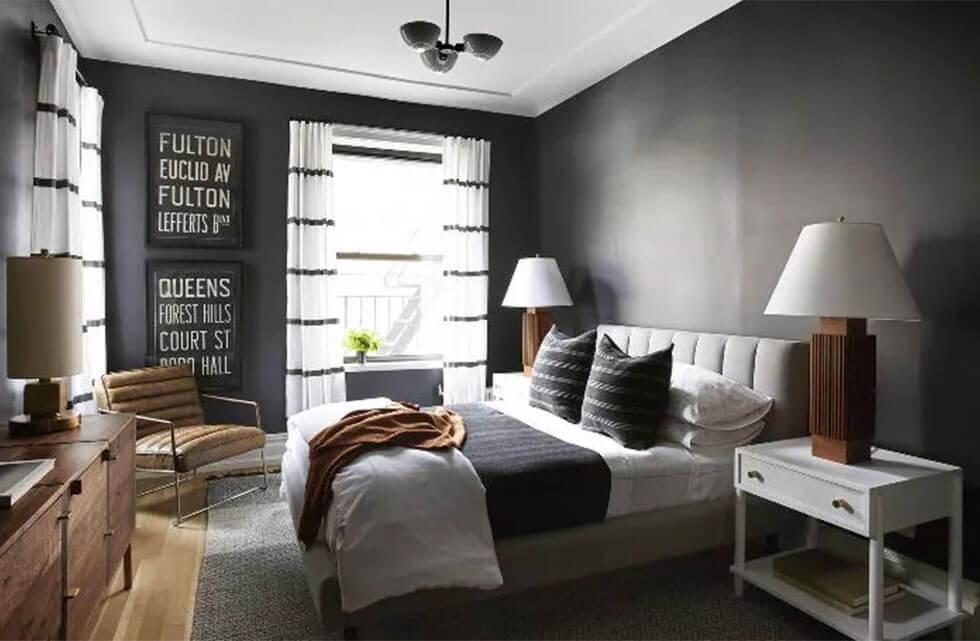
[298,402,466,548]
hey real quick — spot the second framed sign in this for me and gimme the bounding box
[146,261,242,390]
[147,114,243,247]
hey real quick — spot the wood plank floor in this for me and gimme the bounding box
[92,477,208,641]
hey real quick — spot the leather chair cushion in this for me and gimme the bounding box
[136,424,266,473]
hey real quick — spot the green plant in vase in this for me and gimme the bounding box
[344,328,382,364]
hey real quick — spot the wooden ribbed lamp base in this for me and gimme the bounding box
[809,317,876,464]
[521,308,553,376]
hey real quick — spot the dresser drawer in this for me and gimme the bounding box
[106,420,136,583]
[737,453,869,535]
[0,488,63,641]
[66,458,109,640]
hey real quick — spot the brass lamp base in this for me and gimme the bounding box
[8,378,80,436]
[8,412,80,436]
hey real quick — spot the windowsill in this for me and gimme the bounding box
[344,359,442,373]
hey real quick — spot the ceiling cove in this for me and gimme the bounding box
[53,0,740,116]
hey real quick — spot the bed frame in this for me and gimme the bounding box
[299,324,810,638]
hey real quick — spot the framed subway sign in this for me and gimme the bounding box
[147,261,242,390]
[147,114,243,247]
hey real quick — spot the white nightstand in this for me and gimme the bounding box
[491,372,530,404]
[732,437,965,641]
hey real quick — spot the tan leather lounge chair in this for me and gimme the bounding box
[95,364,268,525]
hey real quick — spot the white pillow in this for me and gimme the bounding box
[660,416,765,450]
[668,362,773,430]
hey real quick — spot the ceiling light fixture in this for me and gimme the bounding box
[399,0,503,74]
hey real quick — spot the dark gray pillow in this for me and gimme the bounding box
[581,334,673,449]
[528,327,597,423]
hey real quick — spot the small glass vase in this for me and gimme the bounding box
[356,351,367,365]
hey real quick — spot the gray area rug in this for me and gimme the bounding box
[192,474,840,641]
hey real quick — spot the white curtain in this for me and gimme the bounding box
[441,136,490,404]
[32,35,106,412]
[285,121,346,417]
[33,36,80,255]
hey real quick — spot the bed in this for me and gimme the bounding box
[280,324,809,635]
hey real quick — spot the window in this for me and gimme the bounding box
[332,138,443,363]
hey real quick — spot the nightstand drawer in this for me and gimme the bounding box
[737,453,869,535]
[492,372,530,404]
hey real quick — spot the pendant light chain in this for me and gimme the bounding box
[444,0,450,45]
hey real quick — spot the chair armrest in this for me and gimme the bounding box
[98,407,174,428]
[199,394,263,431]
[200,393,256,407]
[98,408,178,458]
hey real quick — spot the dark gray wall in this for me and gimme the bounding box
[536,0,980,576]
[81,60,536,429]
[0,2,67,418]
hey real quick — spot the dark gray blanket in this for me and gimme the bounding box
[451,403,611,539]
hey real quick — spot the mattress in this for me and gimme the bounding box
[281,398,735,547]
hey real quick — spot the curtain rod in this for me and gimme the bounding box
[30,21,88,87]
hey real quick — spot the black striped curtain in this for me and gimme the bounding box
[441,137,490,403]
[32,35,106,412]
[285,121,346,416]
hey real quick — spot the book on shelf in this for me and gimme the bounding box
[0,459,55,508]
[776,570,905,615]
[773,548,904,614]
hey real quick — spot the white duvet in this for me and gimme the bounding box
[283,397,735,613]
[283,398,502,613]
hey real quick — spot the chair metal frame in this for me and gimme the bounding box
[100,393,268,526]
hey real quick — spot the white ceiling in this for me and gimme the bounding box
[53,0,739,117]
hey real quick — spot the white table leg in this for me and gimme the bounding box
[868,535,884,641]
[805,516,819,548]
[949,473,963,640]
[734,488,745,597]
[868,495,884,641]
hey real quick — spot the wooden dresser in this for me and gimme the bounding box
[0,413,136,641]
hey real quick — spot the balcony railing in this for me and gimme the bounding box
[336,252,441,360]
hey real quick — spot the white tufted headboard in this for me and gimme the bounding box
[597,324,809,443]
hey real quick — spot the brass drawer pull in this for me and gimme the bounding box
[747,470,764,482]
[104,529,116,538]
[65,588,81,600]
[832,498,853,513]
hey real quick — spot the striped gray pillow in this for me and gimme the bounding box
[581,334,673,449]
[528,327,597,422]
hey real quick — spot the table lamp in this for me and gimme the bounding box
[502,256,573,375]
[764,219,920,463]
[6,252,83,435]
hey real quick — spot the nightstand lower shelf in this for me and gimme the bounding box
[731,549,967,641]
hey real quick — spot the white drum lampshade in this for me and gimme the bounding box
[7,254,83,378]
[502,257,572,376]
[6,253,83,434]
[764,220,919,464]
